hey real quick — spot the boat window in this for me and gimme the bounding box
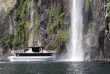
[24,48,29,52]
[39,48,42,51]
[32,48,40,52]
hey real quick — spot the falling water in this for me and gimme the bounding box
[28,0,34,47]
[67,0,84,61]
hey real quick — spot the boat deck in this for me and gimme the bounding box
[18,53,54,56]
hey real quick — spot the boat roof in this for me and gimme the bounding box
[26,47,43,48]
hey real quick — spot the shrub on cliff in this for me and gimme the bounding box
[86,0,92,10]
[0,34,14,51]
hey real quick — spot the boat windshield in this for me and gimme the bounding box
[24,48,29,52]
[32,47,42,52]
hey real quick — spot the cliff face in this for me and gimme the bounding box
[0,0,70,57]
[1,0,110,61]
[83,0,110,61]
[0,0,16,11]
[0,0,16,38]
[0,0,16,59]
[83,0,104,60]
[37,0,70,51]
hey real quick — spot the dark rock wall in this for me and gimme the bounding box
[83,0,110,61]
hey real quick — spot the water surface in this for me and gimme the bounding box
[0,61,110,74]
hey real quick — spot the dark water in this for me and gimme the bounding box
[0,61,110,74]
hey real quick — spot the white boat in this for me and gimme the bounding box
[8,47,56,62]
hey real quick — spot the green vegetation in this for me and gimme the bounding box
[33,4,40,46]
[12,0,30,50]
[14,9,20,21]
[107,2,110,17]
[47,3,64,34]
[0,34,14,50]
[101,11,104,24]
[12,22,25,49]
[0,0,41,51]
[45,3,69,50]
[0,22,26,50]
[0,1,70,51]
[86,0,92,10]
[0,0,30,51]
[14,0,29,22]
[85,21,95,36]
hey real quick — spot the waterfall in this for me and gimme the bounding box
[28,0,34,47]
[67,0,84,61]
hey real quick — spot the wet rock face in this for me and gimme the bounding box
[104,34,110,59]
[37,0,49,38]
[0,0,16,38]
[104,17,110,60]
[83,4,93,34]
[37,0,70,51]
[83,0,110,61]
[0,8,5,22]
[83,0,105,61]
[0,0,16,58]
[0,5,8,38]
[0,17,10,38]
[0,47,3,60]
[97,27,105,59]
[0,0,16,11]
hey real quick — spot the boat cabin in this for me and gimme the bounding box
[24,47,43,53]
[15,47,53,56]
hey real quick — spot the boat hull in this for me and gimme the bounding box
[9,56,55,62]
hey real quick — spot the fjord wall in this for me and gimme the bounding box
[0,0,110,61]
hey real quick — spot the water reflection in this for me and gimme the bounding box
[66,61,110,74]
[0,61,68,74]
[66,62,83,74]
[0,61,110,74]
